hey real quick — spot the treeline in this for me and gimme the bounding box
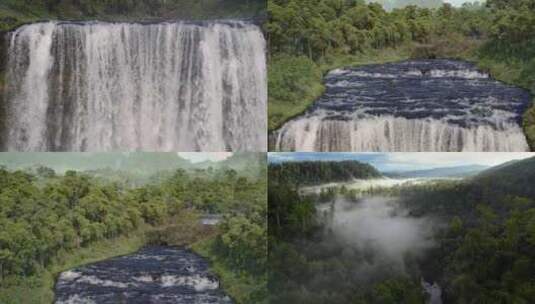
[0,0,265,30]
[0,165,266,295]
[483,0,535,60]
[268,180,315,238]
[268,160,381,185]
[266,0,488,60]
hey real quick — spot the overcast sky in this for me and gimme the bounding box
[177,152,233,163]
[444,0,482,6]
[268,153,534,172]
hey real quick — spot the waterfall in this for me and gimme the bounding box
[3,21,267,152]
[274,60,531,152]
[275,115,529,151]
[422,280,443,304]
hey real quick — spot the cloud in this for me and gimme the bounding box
[386,153,534,167]
[177,152,233,163]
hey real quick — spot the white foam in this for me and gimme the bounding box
[55,294,96,304]
[133,275,154,283]
[77,275,131,288]
[161,274,219,291]
[5,21,267,151]
[59,270,82,281]
[428,69,488,79]
[275,115,529,152]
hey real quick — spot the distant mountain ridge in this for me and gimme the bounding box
[386,164,489,178]
[0,152,264,176]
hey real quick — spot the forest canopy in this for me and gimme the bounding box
[268,160,381,185]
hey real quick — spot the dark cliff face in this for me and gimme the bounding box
[0,30,6,149]
[0,31,5,72]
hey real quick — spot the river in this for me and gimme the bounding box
[274,59,531,152]
[54,246,232,304]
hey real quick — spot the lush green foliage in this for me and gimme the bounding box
[0,161,267,304]
[268,160,381,185]
[268,54,324,130]
[383,158,535,302]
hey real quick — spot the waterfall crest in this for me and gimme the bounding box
[274,60,530,152]
[275,115,529,152]
[4,21,267,152]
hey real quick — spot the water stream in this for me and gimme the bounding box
[54,246,232,304]
[274,60,531,151]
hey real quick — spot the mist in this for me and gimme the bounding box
[286,192,442,298]
[324,197,437,274]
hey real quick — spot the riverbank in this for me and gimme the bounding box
[0,230,147,304]
[192,238,267,304]
[268,47,411,132]
[471,57,535,151]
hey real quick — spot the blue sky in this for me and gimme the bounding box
[268,153,534,172]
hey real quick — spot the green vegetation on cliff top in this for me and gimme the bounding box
[0,0,265,30]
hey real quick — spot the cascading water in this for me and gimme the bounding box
[54,246,232,303]
[273,60,531,152]
[3,21,267,152]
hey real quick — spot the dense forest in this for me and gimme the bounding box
[0,156,267,303]
[268,156,535,303]
[268,160,381,185]
[266,0,535,150]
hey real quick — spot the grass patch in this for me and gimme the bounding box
[268,54,324,131]
[0,229,147,304]
[192,238,267,304]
